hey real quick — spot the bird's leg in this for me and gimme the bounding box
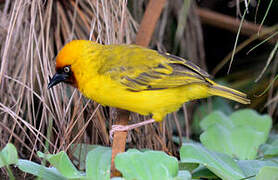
[109,119,156,139]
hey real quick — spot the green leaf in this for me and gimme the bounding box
[237,160,278,180]
[256,166,278,180]
[0,143,18,168]
[191,166,218,179]
[192,97,233,134]
[230,109,272,142]
[200,109,272,160]
[175,170,191,180]
[17,159,67,180]
[70,144,102,170]
[201,124,265,160]
[178,162,198,172]
[115,149,178,180]
[86,146,111,180]
[260,134,278,157]
[38,151,82,178]
[200,124,233,156]
[200,111,233,131]
[180,143,245,180]
[260,143,278,157]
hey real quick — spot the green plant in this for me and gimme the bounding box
[1,109,278,180]
[200,109,272,160]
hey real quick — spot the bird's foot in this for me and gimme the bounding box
[109,125,130,140]
[109,119,156,140]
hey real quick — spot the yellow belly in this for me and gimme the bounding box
[80,76,210,121]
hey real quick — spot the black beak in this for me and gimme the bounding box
[48,73,69,89]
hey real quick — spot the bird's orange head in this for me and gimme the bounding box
[48,40,101,89]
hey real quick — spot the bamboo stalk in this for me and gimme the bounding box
[135,0,167,47]
[110,109,129,177]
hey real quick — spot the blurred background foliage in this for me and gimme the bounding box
[0,0,277,172]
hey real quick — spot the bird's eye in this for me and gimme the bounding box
[64,66,70,73]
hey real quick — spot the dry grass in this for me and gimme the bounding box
[0,0,200,163]
[0,0,140,160]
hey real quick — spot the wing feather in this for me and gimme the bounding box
[99,45,211,91]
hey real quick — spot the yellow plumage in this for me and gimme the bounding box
[51,40,250,122]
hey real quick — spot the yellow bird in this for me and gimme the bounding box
[48,40,250,135]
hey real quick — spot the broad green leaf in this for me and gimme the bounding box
[237,160,278,180]
[200,109,272,160]
[175,170,191,180]
[115,149,178,180]
[191,166,218,179]
[0,143,18,168]
[200,124,233,155]
[70,144,102,170]
[256,166,278,180]
[260,134,278,157]
[86,146,111,180]
[192,97,233,134]
[180,143,245,180]
[200,111,233,131]
[201,125,265,159]
[38,151,82,178]
[260,143,278,157]
[17,159,67,180]
[230,109,272,142]
[230,126,265,159]
[178,162,198,172]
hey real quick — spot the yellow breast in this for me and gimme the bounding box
[76,72,210,121]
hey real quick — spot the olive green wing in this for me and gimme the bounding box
[99,45,211,91]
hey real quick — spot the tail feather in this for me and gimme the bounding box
[209,84,250,104]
